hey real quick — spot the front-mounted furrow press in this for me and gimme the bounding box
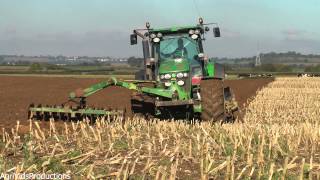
[27,77,167,121]
[28,104,124,121]
[28,78,127,121]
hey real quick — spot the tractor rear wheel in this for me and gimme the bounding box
[200,79,225,122]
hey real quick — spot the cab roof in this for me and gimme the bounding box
[149,25,203,35]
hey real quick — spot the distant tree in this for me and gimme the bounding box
[15,60,31,65]
[305,65,320,72]
[277,64,293,72]
[307,54,315,58]
[29,63,42,71]
[102,63,111,66]
[269,52,277,57]
[127,56,143,67]
[247,63,255,68]
[29,62,64,71]
[256,64,277,72]
[56,55,66,61]
[224,64,233,71]
[304,66,313,72]
[287,51,297,56]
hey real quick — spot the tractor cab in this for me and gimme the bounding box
[130,18,222,83]
[153,33,202,78]
[151,30,204,94]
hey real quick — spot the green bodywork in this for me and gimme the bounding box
[69,78,172,99]
[205,63,215,77]
[158,58,189,74]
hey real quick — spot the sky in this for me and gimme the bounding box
[0,0,319,58]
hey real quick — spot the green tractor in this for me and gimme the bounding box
[28,18,238,122]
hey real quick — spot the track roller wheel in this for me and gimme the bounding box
[200,79,225,122]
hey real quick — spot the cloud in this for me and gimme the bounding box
[221,28,241,38]
[282,29,309,41]
[4,28,17,35]
[0,30,139,57]
[281,28,320,49]
[2,26,18,37]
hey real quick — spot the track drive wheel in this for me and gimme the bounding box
[131,92,155,119]
[200,79,225,122]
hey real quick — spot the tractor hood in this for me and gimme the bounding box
[158,58,190,73]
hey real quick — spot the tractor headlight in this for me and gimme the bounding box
[177,80,185,86]
[191,34,198,39]
[160,74,165,79]
[198,53,204,58]
[177,72,183,78]
[164,74,171,79]
[157,33,162,38]
[189,29,195,35]
[183,72,188,77]
[174,58,183,63]
[164,82,172,87]
[150,33,156,39]
[153,37,160,43]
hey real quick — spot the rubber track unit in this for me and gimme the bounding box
[200,79,225,122]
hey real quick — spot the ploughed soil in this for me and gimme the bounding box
[224,78,273,108]
[0,76,273,133]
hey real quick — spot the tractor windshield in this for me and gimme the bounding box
[156,36,200,65]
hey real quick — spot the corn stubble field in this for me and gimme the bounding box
[0,77,320,179]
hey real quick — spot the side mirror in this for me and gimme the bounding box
[130,34,137,45]
[213,27,220,37]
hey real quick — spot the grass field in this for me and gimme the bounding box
[0,77,319,179]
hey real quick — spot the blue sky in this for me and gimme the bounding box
[0,0,319,57]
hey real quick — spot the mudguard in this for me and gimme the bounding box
[204,62,225,79]
[135,69,145,80]
[213,63,225,79]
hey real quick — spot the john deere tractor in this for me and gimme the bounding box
[28,18,238,122]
